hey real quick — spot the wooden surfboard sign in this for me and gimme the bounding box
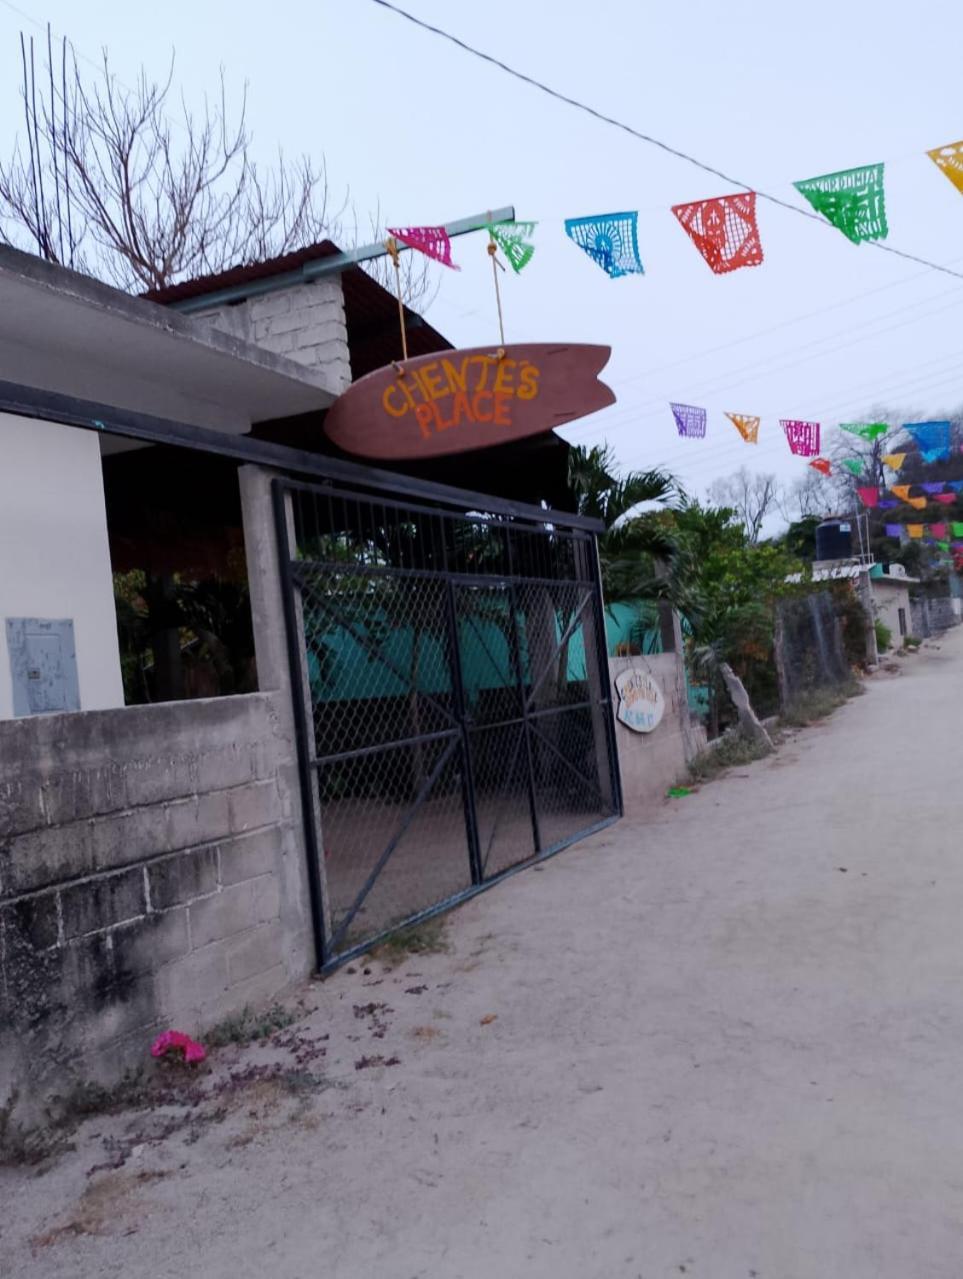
[322,343,616,460]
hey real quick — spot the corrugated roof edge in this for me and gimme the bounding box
[142,240,342,305]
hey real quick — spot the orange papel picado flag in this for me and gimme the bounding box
[881,452,906,471]
[927,141,963,196]
[890,485,926,509]
[907,524,925,539]
[725,412,760,444]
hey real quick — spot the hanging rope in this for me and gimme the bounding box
[385,236,409,363]
[487,229,506,357]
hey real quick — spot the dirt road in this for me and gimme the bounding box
[5,631,963,1278]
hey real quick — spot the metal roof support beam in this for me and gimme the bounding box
[170,206,516,315]
[0,377,602,532]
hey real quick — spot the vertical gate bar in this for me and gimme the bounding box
[582,531,624,818]
[507,578,543,855]
[271,478,329,969]
[506,526,542,855]
[443,576,485,886]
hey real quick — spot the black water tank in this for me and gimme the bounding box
[815,518,853,561]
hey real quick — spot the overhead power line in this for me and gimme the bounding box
[566,288,963,450]
[369,0,963,283]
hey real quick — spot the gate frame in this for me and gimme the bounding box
[271,473,624,973]
[0,376,622,973]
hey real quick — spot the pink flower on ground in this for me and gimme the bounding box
[151,1029,207,1065]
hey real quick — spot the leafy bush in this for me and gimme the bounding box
[874,619,892,653]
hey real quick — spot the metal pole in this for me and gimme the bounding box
[583,534,624,818]
[169,206,516,314]
[443,579,485,886]
[855,510,879,666]
[270,478,329,969]
[506,579,543,857]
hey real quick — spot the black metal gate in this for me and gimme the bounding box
[273,475,622,969]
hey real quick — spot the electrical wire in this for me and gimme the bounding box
[582,270,963,402]
[573,348,963,485]
[432,257,960,394]
[368,0,963,283]
[372,3,963,481]
[566,287,963,445]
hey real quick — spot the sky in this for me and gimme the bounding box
[1,0,963,510]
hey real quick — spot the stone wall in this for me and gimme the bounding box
[609,652,703,818]
[910,595,961,638]
[0,692,310,1134]
[194,279,351,393]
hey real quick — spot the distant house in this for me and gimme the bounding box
[869,563,916,643]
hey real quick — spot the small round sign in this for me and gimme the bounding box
[614,666,665,734]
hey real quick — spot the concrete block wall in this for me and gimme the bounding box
[609,652,704,818]
[925,596,961,633]
[0,692,310,1134]
[194,279,351,394]
[909,596,961,638]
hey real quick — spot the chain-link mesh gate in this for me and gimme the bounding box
[272,476,622,969]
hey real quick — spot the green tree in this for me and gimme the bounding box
[566,444,696,620]
[687,532,805,727]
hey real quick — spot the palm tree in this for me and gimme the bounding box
[566,444,699,625]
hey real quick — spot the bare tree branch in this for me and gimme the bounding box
[778,468,834,523]
[707,467,782,544]
[0,37,419,303]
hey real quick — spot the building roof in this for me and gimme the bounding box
[870,569,918,586]
[0,240,574,512]
[143,239,454,379]
[0,244,338,445]
[141,241,574,508]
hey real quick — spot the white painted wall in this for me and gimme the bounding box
[872,580,912,646]
[0,413,123,718]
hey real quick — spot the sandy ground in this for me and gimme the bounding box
[4,630,963,1279]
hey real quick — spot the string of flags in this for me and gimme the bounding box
[885,520,963,542]
[656,409,960,461]
[386,134,963,286]
[387,216,962,525]
[858,479,963,507]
